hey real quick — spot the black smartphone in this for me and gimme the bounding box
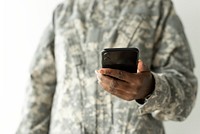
[101,48,139,73]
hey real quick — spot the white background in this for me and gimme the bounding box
[2,0,200,134]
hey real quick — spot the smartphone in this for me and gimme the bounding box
[101,48,139,73]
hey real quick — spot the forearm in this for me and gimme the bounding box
[138,67,197,121]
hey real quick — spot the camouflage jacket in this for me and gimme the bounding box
[17,0,198,134]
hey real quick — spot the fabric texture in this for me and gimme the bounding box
[17,0,198,134]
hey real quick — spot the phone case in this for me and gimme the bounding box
[101,48,139,73]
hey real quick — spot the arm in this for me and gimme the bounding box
[138,0,198,121]
[96,0,197,122]
[17,13,56,134]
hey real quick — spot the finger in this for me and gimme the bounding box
[100,80,136,101]
[98,73,131,92]
[137,60,150,73]
[98,68,134,83]
[97,73,136,96]
[96,70,138,95]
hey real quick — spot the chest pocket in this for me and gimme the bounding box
[63,26,85,67]
[68,41,86,78]
[103,15,144,49]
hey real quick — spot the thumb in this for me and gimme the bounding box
[137,60,150,73]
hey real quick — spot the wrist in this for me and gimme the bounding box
[136,73,155,104]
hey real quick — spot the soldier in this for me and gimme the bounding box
[17,0,198,134]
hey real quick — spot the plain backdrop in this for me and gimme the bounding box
[2,0,200,134]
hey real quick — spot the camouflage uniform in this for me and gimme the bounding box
[17,0,198,134]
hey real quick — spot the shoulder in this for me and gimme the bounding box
[53,0,75,19]
[133,0,173,17]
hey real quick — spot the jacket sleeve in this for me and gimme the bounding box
[16,12,57,134]
[138,0,198,121]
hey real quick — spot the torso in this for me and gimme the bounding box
[50,0,165,133]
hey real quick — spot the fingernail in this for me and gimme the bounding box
[95,70,101,81]
[95,70,98,74]
[96,75,101,82]
[99,70,104,74]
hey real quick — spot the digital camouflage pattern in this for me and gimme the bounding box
[17,0,198,134]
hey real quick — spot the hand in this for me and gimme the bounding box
[95,60,155,101]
